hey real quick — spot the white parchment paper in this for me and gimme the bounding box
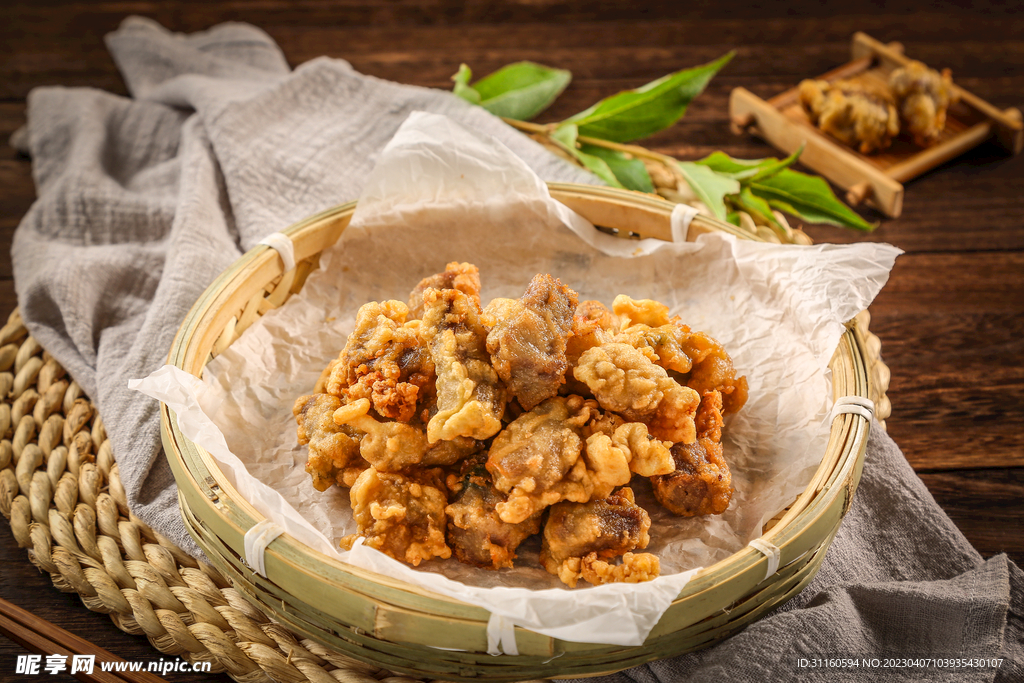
[133,111,901,651]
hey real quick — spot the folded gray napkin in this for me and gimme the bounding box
[11,17,1020,681]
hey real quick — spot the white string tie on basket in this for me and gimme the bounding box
[670,203,701,243]
[244,519,285,578]
[748,538,781,581]
[486,613,519,656]
[830,396,875,422]
[258,232,296,273]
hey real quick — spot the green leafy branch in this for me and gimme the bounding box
[452,56,877,239]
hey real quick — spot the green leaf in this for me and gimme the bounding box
[748,144,804,183]
[578,144,654,193]
[749,169,877,232]
[725,212,742,227]
[469,61,571,120]
[733,187,782,230]
[561,52,734,143]
[549,125,624,188]
[573,149,627,189]
[676,161,740,221]
[695,145,803,182]
[452,63,481,104]
[550,123,579,150]
[695,151,769,180]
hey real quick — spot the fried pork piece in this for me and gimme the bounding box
[408,262,482,319]
[348,467,450,566]
[420,288,507,443]
[889,60,959,146]
[799,78,900,154]
[333,398,480,472]
[294,394,364,491]
[585,421,674,478]
[651,390,732,516]
[327,301,434,423]
[573,343,699,444]
[540,487,656,588]
[486,274,579,410]
[486,396,594,523]
[445,464,542,569]
[677,331,749,415]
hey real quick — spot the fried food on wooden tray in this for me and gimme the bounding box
[297,263,746,585]
[889,60,959,147]
[800,60,959,153]
[799,78,900,154]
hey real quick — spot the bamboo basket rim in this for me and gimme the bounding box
[160,182,877,667]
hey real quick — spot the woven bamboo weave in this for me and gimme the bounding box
[0,308,476,683]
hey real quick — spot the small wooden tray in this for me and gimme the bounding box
[729,32,1023,218]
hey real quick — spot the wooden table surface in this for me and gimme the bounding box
[1,1,1021,680]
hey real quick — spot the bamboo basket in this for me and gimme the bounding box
[160,183,887,682]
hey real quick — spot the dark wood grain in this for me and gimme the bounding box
[1,0,1022,674]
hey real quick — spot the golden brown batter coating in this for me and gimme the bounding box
[579,551,660,586]
[486,274,579,410]
[294,393,364,491]
[303,265,748,579]
[445,464,542,570]
[889,60,958,146]
[333,398,482,472]
[486,396,594,523]
[408,262,482,319]
[614,323,694,375]
[576,300,620,332]
[611,295,672,329]
[540,487,655,587]
[799,78,900,154]
[327,301,434,423]
[332,398,429,473]
[348,467,451,566]
[651,390,732,517]
[677,331,748,415]
[421,288,507,443]
[573,343,699,444]
[585,421,674,479]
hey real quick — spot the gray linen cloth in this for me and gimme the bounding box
[11,17,1020,682]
